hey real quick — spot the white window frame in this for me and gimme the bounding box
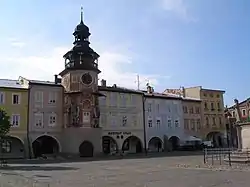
[35,91,43,103]
[12,93,21,105]
[71,74,78,83]
[175,119,179,128]
[122,116,127,126]
[110,92,117,106]
[11,114,20,127]
[156,118,161,128]
[167,118,172,128]
[110,114,117,127]
[0,92,5,104]
[48,113,57,127]
[147,103,152,112]
[34,113,44,128]
[242,109,246,116]
[148,119,153,128]
[82,111,90,123]
[48,92,57,104]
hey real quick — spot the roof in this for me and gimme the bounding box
[164,93,201,102]
[228,98,250,109]
[144,92,182,100]
[0,79,29,89]
[98,86,143,95]
[29,80,62,87]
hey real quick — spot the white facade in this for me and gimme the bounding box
[144,94,184,152]
[99,87,144,154]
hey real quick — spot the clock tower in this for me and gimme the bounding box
[58,8,102,157]
[59,8,101,129]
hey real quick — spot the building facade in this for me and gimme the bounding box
[19,77,64,158]
[0,79,29,158]
[164,86,226,147]
[99,81,144,154]
[182,97,202,139]
[145,87,184,152]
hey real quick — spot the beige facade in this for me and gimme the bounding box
[19,77,64,158]
[184,86,226,144]
[99,85,144,154]
[182,98,202,138]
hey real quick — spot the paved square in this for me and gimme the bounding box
[1,155,250,187]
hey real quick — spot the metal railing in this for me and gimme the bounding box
[204,148,238,166]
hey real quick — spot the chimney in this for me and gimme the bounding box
[147,85,153,94]
[182,87,185,97]
[54,74,61,84]
[113,84,117,88]
[101,79,106,87]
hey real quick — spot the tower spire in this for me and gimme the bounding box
[80,6,83,23]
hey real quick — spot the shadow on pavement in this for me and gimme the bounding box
[4,151,203,165]
[0,165,77,171]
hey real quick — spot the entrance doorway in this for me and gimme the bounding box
[79,141,94,157]
[102,136,118,154]
[122,136,143,154]
[32,135,59,158]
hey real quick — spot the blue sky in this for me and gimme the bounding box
[0,0,249,105]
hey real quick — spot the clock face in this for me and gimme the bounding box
[81,73,93,85]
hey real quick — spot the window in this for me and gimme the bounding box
[0,92,5,104]
[156,118,161,128]
[204,102,208,110]
[12,93,20,104]
[120,93,126,107]
[217,102,221,110]
[156,103,160,113]
[110,114,117,126]
[132,116,137,126]
[189,107,194,114]
[99,97,106,106]
[34,113,43,127]
[184,119,189,129]
[211,103,214,110]
[82,112,90,123]
[219,117,222,125]
[1,139,11,153]
[147,103,152,112]
[242,109,246,116]
[232,111,235,117]
[11,114,20,127]
[195,107,200,114]
[191,119,195,130]
[167,119,172,128]
[203,93,207,97]
[183,106,188,113]
[110,92,117,106]
[217,94,220,98]
[48,92,57,104]
[148,119,153,127]
[197,119,201,129]
[35,91,43,102]
[210,93,213,97]
[212,117,216,126]
[122,116,127,126]
[48,113,57,127]
[175,119,179,127]
[206,117,209,127]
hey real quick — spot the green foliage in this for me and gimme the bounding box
[0,108,11,137]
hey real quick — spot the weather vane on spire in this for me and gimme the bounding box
[80,6,83,23]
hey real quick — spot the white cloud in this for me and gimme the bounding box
[161,0,197,22]
[1,44,170,91]
[7,38,26,48]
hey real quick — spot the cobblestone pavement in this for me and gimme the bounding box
[1,155,250,187]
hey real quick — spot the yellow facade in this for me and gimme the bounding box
[0,81,29,141]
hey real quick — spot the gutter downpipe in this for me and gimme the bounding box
[26,84,32,159]
[142,94,147,155]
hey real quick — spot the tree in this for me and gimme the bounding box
[0,108,11,138]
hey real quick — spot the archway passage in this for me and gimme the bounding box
[169,136,180,151]
[102,136,118,155]
[32,135,59,158]
[122,136,142,154]
[206,131,224,148]
[79,141,94,157]
[0,136,25,159]
[148,137,163,152]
